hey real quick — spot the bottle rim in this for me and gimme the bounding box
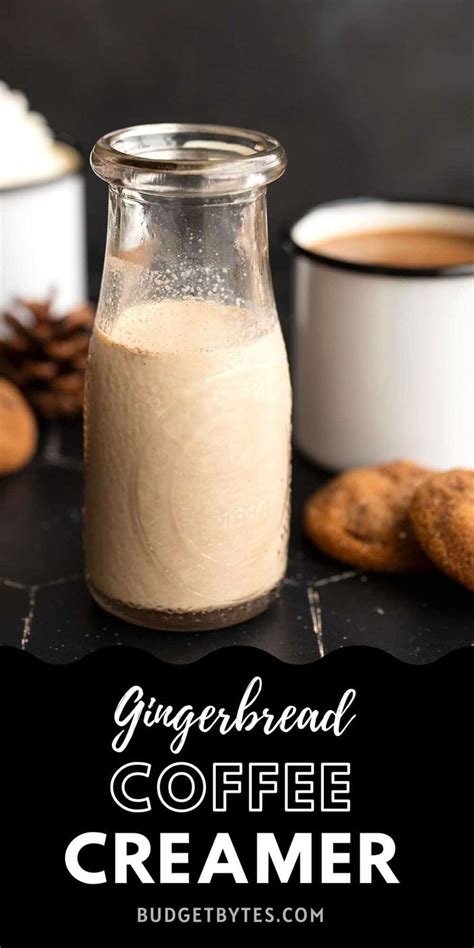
[91,123,287,197]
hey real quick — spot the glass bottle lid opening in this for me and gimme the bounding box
[91,123,287,196]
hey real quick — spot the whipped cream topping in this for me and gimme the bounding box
[0,82,79,188]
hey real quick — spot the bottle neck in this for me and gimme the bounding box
[101,186,276,317]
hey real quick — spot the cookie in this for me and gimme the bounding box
[304,460,432,572]
[410,469,474,591]
[0,378,38,475]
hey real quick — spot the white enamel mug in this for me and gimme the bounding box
[0,149,87,325]
[289,199,474,470]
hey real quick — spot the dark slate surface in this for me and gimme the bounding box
[0,419,472,665]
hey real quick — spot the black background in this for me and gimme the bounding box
[1,645,471,945]
[2,0,473,277]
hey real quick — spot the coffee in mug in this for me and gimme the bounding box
[311,229,474,269]
[289,200,474,470]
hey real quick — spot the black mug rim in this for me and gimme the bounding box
[284,197,474,278]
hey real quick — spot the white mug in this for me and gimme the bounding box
[289,199,474,470]
[0,155,87,324]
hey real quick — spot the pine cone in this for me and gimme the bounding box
[0,297,95,418]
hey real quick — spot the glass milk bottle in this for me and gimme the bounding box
[86,124,291,630]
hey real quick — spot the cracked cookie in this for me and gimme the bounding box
[410,469,474,591]
[304,460,432,572]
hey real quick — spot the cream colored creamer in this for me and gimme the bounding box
[85,299,291,616]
